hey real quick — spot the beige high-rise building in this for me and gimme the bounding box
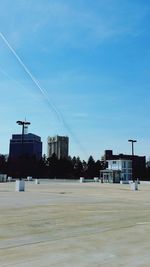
[47,135,69,159]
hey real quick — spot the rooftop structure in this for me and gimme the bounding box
[102,150,146,181]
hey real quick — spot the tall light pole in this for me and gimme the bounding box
[16,120,30,156]
[128,139,137,182]
[128,139,137,156]
[16,120,30,178]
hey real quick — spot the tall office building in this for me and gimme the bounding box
[47,135,69,159]
[9,133,42,160]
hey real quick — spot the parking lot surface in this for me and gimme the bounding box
[0,180,150,267]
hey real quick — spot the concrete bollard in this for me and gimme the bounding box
[130,182,138,191]
[35,179,40,184]
[7,176,12,182]
[16,180,25,192]
[80,177,85,183]
[27,176,32,181]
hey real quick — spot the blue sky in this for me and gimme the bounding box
[0,0,150,160]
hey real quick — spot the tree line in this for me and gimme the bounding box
[0,153,148,180]
[0,154,107,179]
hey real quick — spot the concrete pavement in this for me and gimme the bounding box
[0,180,150,266]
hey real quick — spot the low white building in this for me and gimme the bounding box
[100,159,132,183]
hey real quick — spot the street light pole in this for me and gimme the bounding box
[128,139,137,156]
[16,120,30,177]
[128,139,137,182]
[16,120,30,154]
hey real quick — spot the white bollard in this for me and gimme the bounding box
[16,180,25,192]
[35,179,40,184]
[94,177,99,182]
[130,182,138,191]
[8,176,12,182]
[27,176,32,181]
[80,177,85,183]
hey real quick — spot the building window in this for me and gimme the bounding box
[122,161,126,168]
[128,161,132,168]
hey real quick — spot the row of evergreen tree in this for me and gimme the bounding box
[0,154,106,179]
[0,153,149,179]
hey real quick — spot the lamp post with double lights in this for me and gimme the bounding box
[128,139,137,182]
[16,120,30,154]
[128,139,137,156]
[16,120,30,178]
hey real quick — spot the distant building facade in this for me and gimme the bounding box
[9,133,42,160]
[100,159,132,183]
[47,135,69,159]
[100,150,146,182]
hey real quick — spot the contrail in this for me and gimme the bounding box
[0,32,88,157]
[0,32,62,122]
